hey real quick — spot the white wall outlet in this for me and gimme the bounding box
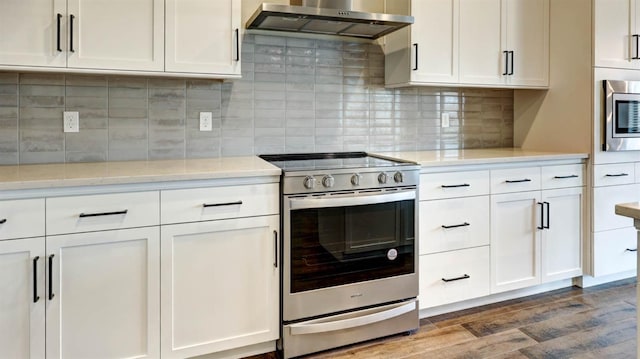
[63,111,79,133]
[199,112,213,131]
[441,112,450,128]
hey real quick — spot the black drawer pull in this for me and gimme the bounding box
[33,256,40,303]
[0,218,6,224]
[505,179,531,183]
[69,14,75,53]
[203,200,243,208]
[442,274,470,283]
[48,254,54,300]
[554,175,578,179]
[234,28,240,61]
[56,14,62,52]
[441,184,470,188]
[605,173,629,177]
[79,209,128,218]
[441,222,470,229]
[626,248,637,252]
[412,43,418,70]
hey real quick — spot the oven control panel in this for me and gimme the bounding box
[283,169,419,194]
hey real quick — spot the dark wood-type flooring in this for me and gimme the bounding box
[250,278,638,358]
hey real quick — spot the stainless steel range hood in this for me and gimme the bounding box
[246,0,413,40]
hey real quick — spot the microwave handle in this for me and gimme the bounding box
[289,190,415,210]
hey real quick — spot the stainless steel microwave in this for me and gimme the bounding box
[604,79,640,151]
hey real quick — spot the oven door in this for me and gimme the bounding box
[283,189,418,321]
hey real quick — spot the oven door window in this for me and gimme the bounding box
[615,99,640,135]
[290,199,415,293]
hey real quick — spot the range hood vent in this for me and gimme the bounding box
[246,0,413,40]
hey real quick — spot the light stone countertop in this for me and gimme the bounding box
[376,148,588,167]
[0,156,281,191]
[615,202,640,221]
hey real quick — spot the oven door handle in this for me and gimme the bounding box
[289,191,415,210]
[288,301,416,335]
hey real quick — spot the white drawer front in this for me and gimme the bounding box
[593,184,640,232]
[593,227,638,277]
[490,167,541,194]
[636,162,640,183]
[419,196,490,254]
[541,164,585,189]
[46,191,159,235]
[593,163,635,187]
[420,170,489,200]
[161,183,278,224]
[419,246,490,309]
[0,198,45,240]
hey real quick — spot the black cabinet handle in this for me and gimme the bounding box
[234,28,240,62]
[441,222,470,229]
[203,200,242,208]
[274,230,278,268]
[505,179,531,183]
[633,35,640,59]
[442,274,470,283]
[412,43,418,71]
[554,175,579,179]
[605,173,629,177]
[441,183,470,188]
[0,218,6,224]
[543,201,550,229]
[48,254,54,300]
[626,248,637,252]
[56,14,62,52]
[508,51,514,75]
[79,209,128,218]
[33,256,40,303]
[537,202,544,230]
[503,50,509,75]
[69,14,75,52]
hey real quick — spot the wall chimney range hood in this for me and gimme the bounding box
[246,0,413,40]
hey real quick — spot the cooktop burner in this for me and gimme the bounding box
[259,151,415,172]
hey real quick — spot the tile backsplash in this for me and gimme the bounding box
[0,34,513,165]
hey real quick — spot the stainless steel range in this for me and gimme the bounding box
[259,152,420,359]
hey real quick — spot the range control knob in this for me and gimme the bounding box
[350,173,361,186]
[394,171,404,183]
[303,176,315,189]
[378,172,388,184]
[322,175,335,188]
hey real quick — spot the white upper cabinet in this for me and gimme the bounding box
[594,0,640,69]
[165,0,241,77]
[66,0,164,71]
[459,0,549,87]
[0,0,66,67]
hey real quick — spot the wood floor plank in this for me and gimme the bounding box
[577,283,637,309]
[461,299,591,337]
[577,338,637,359]
[519,301,636,342]
[519,318,636,359]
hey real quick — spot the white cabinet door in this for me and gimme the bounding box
[490,191,541,293]
[165,0,241,76]
[594,0,638,69]
[160,215,279,358]
[0,0,66,67]
[459,0,504,86]
[46,227,160,359]
[408,0,459,83]
[66,0,164,71]
[0,237,45,359]
[505,0,549,86]
[540,187,583,283]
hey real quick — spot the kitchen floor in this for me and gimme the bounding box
[251,278,637,358]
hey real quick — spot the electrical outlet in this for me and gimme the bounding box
[441,112,450,128]
[63,111,79,133]
[199,112,213,131]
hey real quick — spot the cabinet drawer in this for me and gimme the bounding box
[419,196,490,254]
[541,164,584,189]
[46,191,159,235]
[161,183,278,224]
[0,198,44,240]
[419,246,490,309]
[593,184,640,232]
[593,163,635,187]
[593,227,638,277]
[490,167,541,194]
[420,170,489,200]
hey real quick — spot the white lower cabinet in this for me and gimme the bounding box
[160,215,279,358]
[593,227,639,277]
[46,227,160,359]
[0,237,45,359]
